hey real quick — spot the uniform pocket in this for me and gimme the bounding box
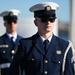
[51,52,63,64]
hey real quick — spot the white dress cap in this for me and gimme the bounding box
[0,9,21,17]
[29,2,59,12]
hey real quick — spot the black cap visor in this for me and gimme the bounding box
[34,10,56,18]
[3,15,18,21]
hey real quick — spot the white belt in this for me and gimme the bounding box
[0,63,11,68]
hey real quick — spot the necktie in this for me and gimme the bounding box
[43,39,49,52]
[11,37,14,45]
[11,37,15,50]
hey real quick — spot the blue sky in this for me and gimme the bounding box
[0,0,70,22]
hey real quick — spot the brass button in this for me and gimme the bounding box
[12,50,15,54]
[44,71,48,74]
[12,56,14,59]
[58,61,61,63]
[45,60,48,63]
[32,58,34,61]
[3,51,6,53]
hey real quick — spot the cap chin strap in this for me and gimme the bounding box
[62,40,75,75]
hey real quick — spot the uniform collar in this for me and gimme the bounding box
[40,33,53,43]
[6,32,17,42]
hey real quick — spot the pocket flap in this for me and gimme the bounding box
[51,52,63,64]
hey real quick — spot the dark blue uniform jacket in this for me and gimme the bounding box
[9,33,74,75]
[0,33,22,64]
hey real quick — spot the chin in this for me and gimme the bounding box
[46,29,51,31]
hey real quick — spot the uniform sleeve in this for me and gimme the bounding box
[64,47,74,75]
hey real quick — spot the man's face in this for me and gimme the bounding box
[4,20,18,33]
[34,17,56,34]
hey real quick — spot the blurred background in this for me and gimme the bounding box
[0,0,75,47]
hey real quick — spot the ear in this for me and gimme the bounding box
[34,20,38,26]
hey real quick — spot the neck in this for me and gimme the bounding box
[7,31,16,36]
[39,32,52,39]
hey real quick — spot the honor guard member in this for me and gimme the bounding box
[9,2,74,75]
[0,9,23,75]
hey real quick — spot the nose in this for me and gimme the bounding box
[45,20,51,24]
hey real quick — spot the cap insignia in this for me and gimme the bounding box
[9,12,13,16]
[45,6,51,11]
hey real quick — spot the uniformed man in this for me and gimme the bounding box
[0,9,23,75]
[9,2,74,75]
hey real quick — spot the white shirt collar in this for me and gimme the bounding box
[40,34,53,43]
[6,32,17,42]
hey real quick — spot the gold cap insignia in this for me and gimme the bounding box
[56,50,62,54]
[45,6,51,11]
[9,12,13,16]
